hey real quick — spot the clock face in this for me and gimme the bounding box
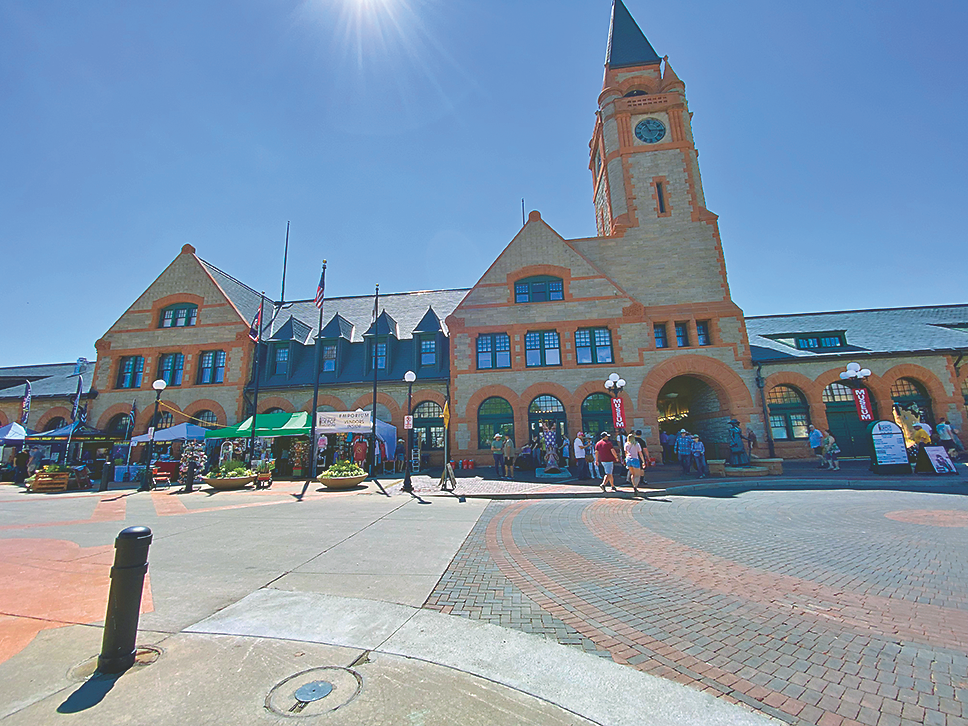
[634,118,666,144]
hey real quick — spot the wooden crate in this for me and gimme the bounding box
[30,472,70,493]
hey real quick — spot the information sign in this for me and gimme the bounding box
[852,388,875,422]
[403,415,413,430]
[916,446,958,475]
[867,420,910,475]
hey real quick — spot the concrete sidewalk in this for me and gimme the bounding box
[0,489,781,726]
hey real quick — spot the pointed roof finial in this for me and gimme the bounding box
[605,0,662,68]
[661,57,685,91]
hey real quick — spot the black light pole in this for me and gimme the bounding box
[402,370,416,493]
[138,379,167,492]
[755,366,776,458]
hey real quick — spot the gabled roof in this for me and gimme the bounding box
[320,314,355,341]
[364,310,400,338]
[268,316,312,344]
[199,258,265,326]
[605,0,662,68]
[746,304,968,362]
[413,306,443,334]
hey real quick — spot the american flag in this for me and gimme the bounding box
[314,261,327,309]
[248,305,262,342]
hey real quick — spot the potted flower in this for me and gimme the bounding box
[202,460,257,490]
[317,460,367,490]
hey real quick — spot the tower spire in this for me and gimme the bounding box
[605,0,662,68]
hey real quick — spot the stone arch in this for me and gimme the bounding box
[138,401,183,433]
[521,381,579,441]
[36,407,72,432]
[461,384,522,450]
[256,397,295,415]
[0,410,9,427]
[184,399,228,428]
[880,364,953,409]
[97,403,136,432]
[411,389,446,408]
[764,370,826,431]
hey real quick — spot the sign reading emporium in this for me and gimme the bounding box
[315,410,372,430]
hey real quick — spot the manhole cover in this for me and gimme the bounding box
[266,666,361,717]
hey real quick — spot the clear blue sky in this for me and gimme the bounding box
[2,0,966,366]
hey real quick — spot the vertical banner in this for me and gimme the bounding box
[852,388,874,422]
[611,396,627,430]
[20,382,31,425]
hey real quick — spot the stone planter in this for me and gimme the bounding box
[202,475,257,491]
[317,473,367,490]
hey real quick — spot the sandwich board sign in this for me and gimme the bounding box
[915,446,958,475]
[867,421,911,475]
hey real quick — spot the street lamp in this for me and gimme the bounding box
[138,379,167,491]
[402,370,416,494]
[603,372,626,398]
[839,361,872,387]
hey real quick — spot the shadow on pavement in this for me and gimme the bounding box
[666,479,968,499]
[57,673,121,713]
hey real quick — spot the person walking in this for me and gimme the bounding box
[501,434,515,479]
[937,418,964,455]
[594,432,620,493]
[27,446,43,476]
[490,434,505,477]
[745,427,758,459]
[822,430,841,471]
[14,448,29,484]
[675,430,692,475]
[692,435,709,478]
[659,430,671,464]
[573,432,588,480]
[808,425,825,468]
[585,434,597,479]
[624,433,644,495]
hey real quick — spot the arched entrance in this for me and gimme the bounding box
[890,378,933,434]
[528,395,567,444]
[581,393,612,437]
[657,376,729,457]
[822,382,877,457]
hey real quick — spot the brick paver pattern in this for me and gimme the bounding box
[424,489,968,726]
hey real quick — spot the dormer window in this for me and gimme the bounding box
[515,276,564,304]
[321,343,337,372]
[369,339,388,372]
[796,334,844,350]
[272,345,289,376]
[159,304,197,328]
[420,337,436,367]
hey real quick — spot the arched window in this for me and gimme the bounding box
[891,377,933,426]
[514,276,564,304]
[766,385,810,440]
[43,417,67,432]
[159,303,198,328]
[821,383,855,403]
[194,410,219,428]
[478,397,514,449]
[412,401,444,450]
[152,412,174,430]
[107,413,133,436]
[362,403,392,422]
[528,395,567,442]
[581,393,612,438]
[263,408,286,415]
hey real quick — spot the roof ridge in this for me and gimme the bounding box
[745,302,968,320]
[198,258,262,297]
[281,288,471,304]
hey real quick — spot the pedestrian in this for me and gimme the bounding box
[822,430,841,471]
[660,430,671,464]
[561,436,570,471]
[936,418,964,455]
[675,429,692,475]
[490,434,505,477]
[594,432,620,493]
[14,447,29,484]
[395,438,406,473]
[745,427,758,458]
[585,433,597,478]
[691,435,709,478]
[808,425,825,468]
[27,446,43,476]
[634,430,651,488]
[624,433,644,495]
[502,434,515,479]
[911,424,931,449]
[573,432,588,480]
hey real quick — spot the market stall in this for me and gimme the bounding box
[24,421,116,479]
[0,423,34,482]
[314,410,397,471]
[126,422,210,483]
[205,412,314,478]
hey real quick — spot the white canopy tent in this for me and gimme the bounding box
[315,410,397,460]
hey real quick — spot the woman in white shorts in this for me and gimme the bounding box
[624,435,644,495]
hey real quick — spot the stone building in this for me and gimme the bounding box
[0,360,94,432]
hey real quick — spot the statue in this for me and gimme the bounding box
[542,421,561,473]
[727,419,749,466]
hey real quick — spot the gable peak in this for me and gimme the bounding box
[605,0,662,69]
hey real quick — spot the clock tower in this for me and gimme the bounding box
[589,0,734,309]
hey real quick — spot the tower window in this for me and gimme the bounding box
[697,321,711,346]
[654,324,668,349]
[656,182,666,214]
[675,323,690,347]
[514,276,564,304]
[159,304,197,328]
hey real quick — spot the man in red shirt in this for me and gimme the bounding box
[594,432,620,493]
[352,436,369,467]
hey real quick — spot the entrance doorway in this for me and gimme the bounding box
[528,395,568,444]
[581,393,612,437]
[657,376,730,457]
[822,382,876,457]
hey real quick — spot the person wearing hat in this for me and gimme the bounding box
[501,433,515,479]
[490,433,505,478]
[727,419,749,466]
[675,429,693,475]
[594,431,621,492]
[911,424,931,447]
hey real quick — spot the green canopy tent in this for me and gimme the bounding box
[204,412,312,440]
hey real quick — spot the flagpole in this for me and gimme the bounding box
[280,221,290,303]
[370,283,379,476]
[248,293,265,466]
[308,261,327,481]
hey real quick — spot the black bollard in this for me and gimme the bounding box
[183,461,196,493]
[98,461,114,492]
[98,526,152,674]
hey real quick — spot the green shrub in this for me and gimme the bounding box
[320,460,366,478]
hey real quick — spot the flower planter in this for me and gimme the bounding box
[317,473,367,490]
[202,475,257,491]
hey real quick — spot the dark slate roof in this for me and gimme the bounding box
[320,314,354,340]
[0,360,94,399]
[606,0,662,68]
[364,311,400,338]
[269,316,312,343]
[199,258,265,326]
[269,289,469,344]
[413,307,443,334]
[747,305,968,362]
